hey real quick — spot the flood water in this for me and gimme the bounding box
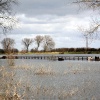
[0,54,100,100]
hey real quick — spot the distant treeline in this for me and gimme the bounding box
[0,48,100,54]
[51,48,100,54]
[0,49,18,54]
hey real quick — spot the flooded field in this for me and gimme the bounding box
[0,55,100,100]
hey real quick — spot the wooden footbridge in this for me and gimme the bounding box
[1,55,99,61]
[17,56,89,60]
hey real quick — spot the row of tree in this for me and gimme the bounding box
[51,48,100,53]
[0,0,100,54]
[0,47,100,54]
[0,35,55,54]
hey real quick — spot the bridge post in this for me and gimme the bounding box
[87,57,88,60]
[78,57,79,60]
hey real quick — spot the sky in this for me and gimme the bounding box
[1,0,100,50]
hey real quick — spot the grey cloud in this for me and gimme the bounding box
[8,0,100,49]
[14,0,78,17]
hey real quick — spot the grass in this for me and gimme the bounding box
[34,66,55,75]
[17,51,60,55]
[0,59,99,100]
[0,66,20,100]
[58,87,79,99]
[64,51,100,54]
[64,52,84,54]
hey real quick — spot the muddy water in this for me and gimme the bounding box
[0,56,100,100]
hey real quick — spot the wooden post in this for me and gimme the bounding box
[78,57,79,60]
[82,57,83,60]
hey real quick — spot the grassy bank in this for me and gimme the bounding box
[17,52,60,55]
[0,51,100,55]
[64,51,100,54]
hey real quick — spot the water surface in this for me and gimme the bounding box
[0,54,100,100]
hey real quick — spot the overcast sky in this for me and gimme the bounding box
[1,0,100,50]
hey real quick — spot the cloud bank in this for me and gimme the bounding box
[1,0,100,50]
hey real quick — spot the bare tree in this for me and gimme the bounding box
[87,19,100,38]
[0,15,18,33]
[74,0,100,9]
[43,35,55,52]
[74,0,100,39]
[1,37,15,54]
[0,0,18,33]
[78,26,91,50]
[0,0,18,13]
[22,38,33,53]
[34,35,43,51]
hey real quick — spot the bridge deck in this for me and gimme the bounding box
[0,55,97,61]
